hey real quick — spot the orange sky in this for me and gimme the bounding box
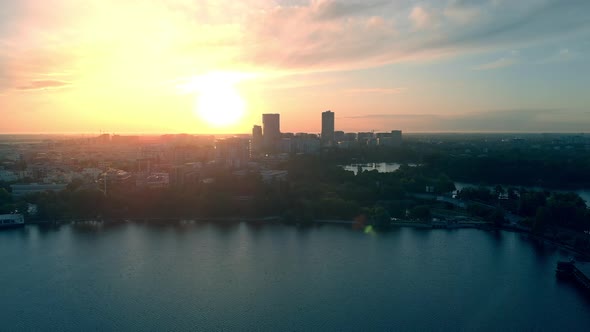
[2,0,590,134]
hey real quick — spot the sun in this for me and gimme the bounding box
[187,72,247,128]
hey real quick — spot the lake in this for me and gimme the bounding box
[1,223,589,331]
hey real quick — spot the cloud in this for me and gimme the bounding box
[450,0,487,6]
[338,109,590,132]
[474,57,518,70]
[409,6,433,29]
[16,80,70,90]
[1,0,590,91]
[312,0,389,20]
[426,0,590,51]
[444,0,482,25]
[344,87,406,95]
[242,0,590,72]
[342,113,439,120]
[536,48,578,64]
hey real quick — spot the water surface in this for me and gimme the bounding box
[1,223,588,331]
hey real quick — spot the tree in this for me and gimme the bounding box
[66,178,84,192]
[0,188,12,205]
[409,205,431,221]
[494,185,505,197]
[545,192,587,230]
[370,206,391,226]
[518,191,547,217]
[490,209,506,226]
[532,206,550,235]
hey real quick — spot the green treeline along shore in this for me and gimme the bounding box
[1,137,590,256]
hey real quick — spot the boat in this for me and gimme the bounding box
[0,214,25,229]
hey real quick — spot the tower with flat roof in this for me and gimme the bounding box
[262,113,280,152]
[321,110,335,146]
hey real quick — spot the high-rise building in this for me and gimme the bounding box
[262,113,281,151]
[321,110,335,146]
[251,125,263,156]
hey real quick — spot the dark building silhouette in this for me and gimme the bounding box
[321,110,335,146]
[377,130,402,147]
[251,125,263,156]
[262,113,280,152]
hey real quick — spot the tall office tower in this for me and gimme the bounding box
[251,125,263,156]
[262,113,281,152]
[321,110,335,146]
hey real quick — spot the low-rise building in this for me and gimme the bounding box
[10,183,68,196]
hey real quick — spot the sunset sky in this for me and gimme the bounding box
[1,0,590,134]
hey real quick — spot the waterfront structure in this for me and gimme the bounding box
[0,214,24,228]
[262,114,281,152]
[556,261,590,294]
[321,110,335,146]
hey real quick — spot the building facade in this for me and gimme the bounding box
[321,110,335,146]
[262,114,281,152]
[251,125,263,156]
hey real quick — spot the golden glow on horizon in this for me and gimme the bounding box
[181,72,249,128]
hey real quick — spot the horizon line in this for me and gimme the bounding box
[1,131,589,136]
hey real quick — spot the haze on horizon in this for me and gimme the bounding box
[1,0,589,134]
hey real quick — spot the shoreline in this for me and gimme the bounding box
[27,217,490,229]
[22,217,589,259]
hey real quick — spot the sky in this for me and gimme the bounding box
[1,0,590,134]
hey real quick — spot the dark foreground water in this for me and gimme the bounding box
[1,223,589,331]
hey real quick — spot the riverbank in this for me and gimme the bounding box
[500,224,590,260]
[23,216,589,259]
[27,216,492,230]
[25,216,281,225]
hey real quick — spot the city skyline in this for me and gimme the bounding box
[2,0,590,134]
